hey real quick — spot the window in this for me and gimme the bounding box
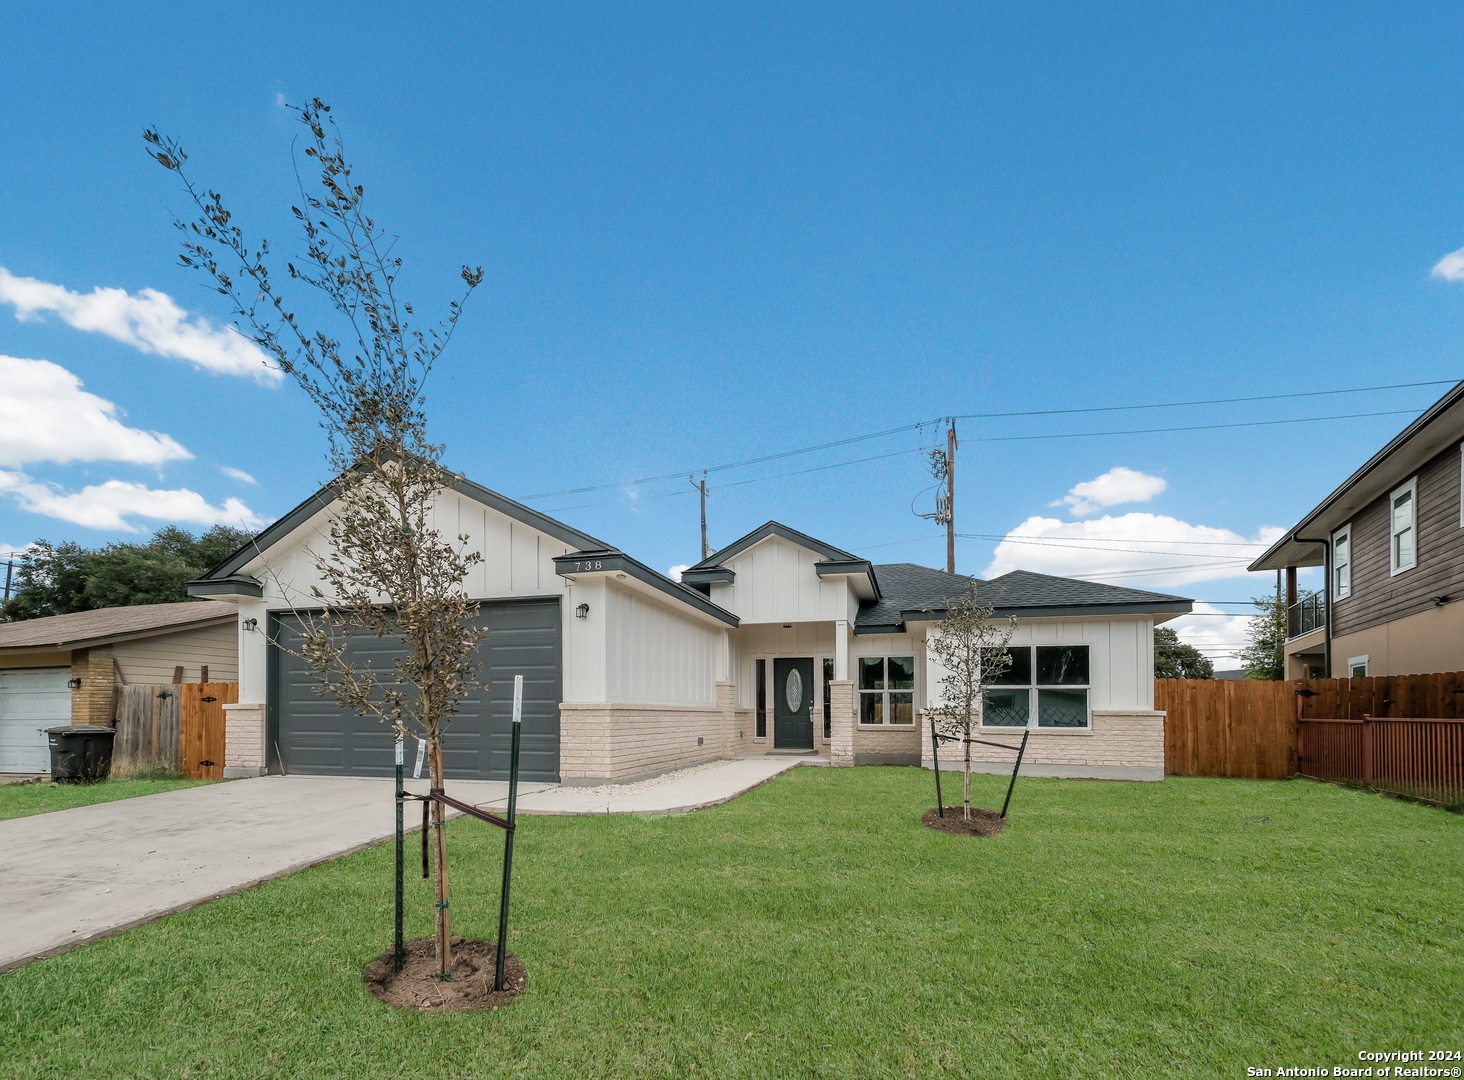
[1347,655,1369,678]
[822,658,833,740]
[858,656,914,725]
[981,645,1091,730]
[1390,478,1417,575]
[755,658,767,739]
[1332,524,1351,599]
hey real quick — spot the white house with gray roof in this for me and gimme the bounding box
[188,473,1190,784]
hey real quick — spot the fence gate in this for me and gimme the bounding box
[180,682,237,780]
[113,684,181,776]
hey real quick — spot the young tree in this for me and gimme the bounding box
[926,581,1018,821]
[1154,627,1214,679]
[147,100,486,976]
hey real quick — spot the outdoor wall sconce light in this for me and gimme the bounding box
[67,677,83,689]
[575,603,590,620]
[242,617,259,631]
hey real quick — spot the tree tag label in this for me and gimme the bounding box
[413,738,426,779]
[394,737,404,766]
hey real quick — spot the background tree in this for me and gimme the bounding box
[148,99,485,977]
[1237,590,1312,680]
[1153,627,1214,679]
[3,526,254,620]
[926,581,1018,821]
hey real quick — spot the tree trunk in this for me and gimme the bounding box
[428,738,452,976]
[963,725,972,821]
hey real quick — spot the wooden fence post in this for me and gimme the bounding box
[1361,714,1374,783]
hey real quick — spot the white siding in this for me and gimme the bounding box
[245,488,573,609]
[605,584,718,706]
[719,537,854,624]
[112,623,239,684]
[924,616,1153,712]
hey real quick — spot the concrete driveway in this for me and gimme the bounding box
[0,775,544,974]
[0,756,806,973]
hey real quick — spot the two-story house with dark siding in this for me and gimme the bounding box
[1251,379,1464,678]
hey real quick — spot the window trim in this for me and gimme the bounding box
[1389,477,1418,576]
[1331,523,1351,600]
[979,644,1093,732]
[1347,654,1369,678]
[856,654,917,727]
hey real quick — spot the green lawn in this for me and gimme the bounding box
[1,769,1460,1079]
[0,777,212,820]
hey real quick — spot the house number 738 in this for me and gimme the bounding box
[573,561,603,572]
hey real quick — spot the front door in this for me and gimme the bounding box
[772,657,815,749]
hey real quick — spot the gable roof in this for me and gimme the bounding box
[689,520,863,570]
[0,601,236,652]
[854,563,1191,633]
[1250,378,1464,572]
[192,469,610,588]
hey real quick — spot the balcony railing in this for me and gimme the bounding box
[1287,591,1326,639]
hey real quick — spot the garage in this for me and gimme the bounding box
[0,668,71,774]
[268,598,562,782]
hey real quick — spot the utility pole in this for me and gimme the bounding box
[689,473,711,560]
[915,421,958,574]
[944,423,957,575]
[2,558,12,610]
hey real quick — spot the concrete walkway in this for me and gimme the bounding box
[0,755,807,973]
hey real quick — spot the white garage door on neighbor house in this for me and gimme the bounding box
[0,668,71,773]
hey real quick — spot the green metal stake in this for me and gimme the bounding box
[494,674,523,992]
[393,735,405,973]
[930,716,945,818]
[999,729,1030,819]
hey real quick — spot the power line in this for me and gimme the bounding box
[517,378,1453,502]
[958,534,1267,559]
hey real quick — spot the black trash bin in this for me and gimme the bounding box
[46,725,117,783]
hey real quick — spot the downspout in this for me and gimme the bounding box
[1294,534,1331,677]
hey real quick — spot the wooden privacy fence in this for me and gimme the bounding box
[1156,678,1296,779]
[112,682,236,780]
[1159,671,1464,798]
[1298,717,1464,806]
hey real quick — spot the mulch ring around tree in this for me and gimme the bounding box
[922,806,1006,837]
[364,936,527,1013]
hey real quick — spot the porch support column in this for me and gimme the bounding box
[829,680,855,766]
[835,620,849,680]
[715,680,736,759]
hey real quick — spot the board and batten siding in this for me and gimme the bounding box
[604,584,719,706]
[712,537,857,625]
[926,616,1154,712]
[111,622,239,684]
[1332,440,1464,639]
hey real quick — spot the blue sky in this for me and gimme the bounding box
[3,2,1464,664]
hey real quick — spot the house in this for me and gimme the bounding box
[0,601,239,774]
[1250,378,1464,678]
[188,471,1191,784]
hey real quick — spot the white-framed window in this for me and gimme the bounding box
[857,656,915,725]
[1347,654,1369,678]
[1332,523,1351,600]
[980,645,1091,730]
[1390,478,1417,575]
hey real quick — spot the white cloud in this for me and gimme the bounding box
[1432,247,1464,282]
[0,471,267,533]
[220,466,258,485]
[667,564,690,580]
[1163,603,1261,670]
[0,267,281,384]
[1052,466,1167,517]
[0,355,191,467]
[982,512,1284,591]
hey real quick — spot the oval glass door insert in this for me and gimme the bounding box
[784,667,804,713]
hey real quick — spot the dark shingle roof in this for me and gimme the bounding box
[854,564,1191,633]
[0,601,236,651]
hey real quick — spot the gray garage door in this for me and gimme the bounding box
[269,599,561,782]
